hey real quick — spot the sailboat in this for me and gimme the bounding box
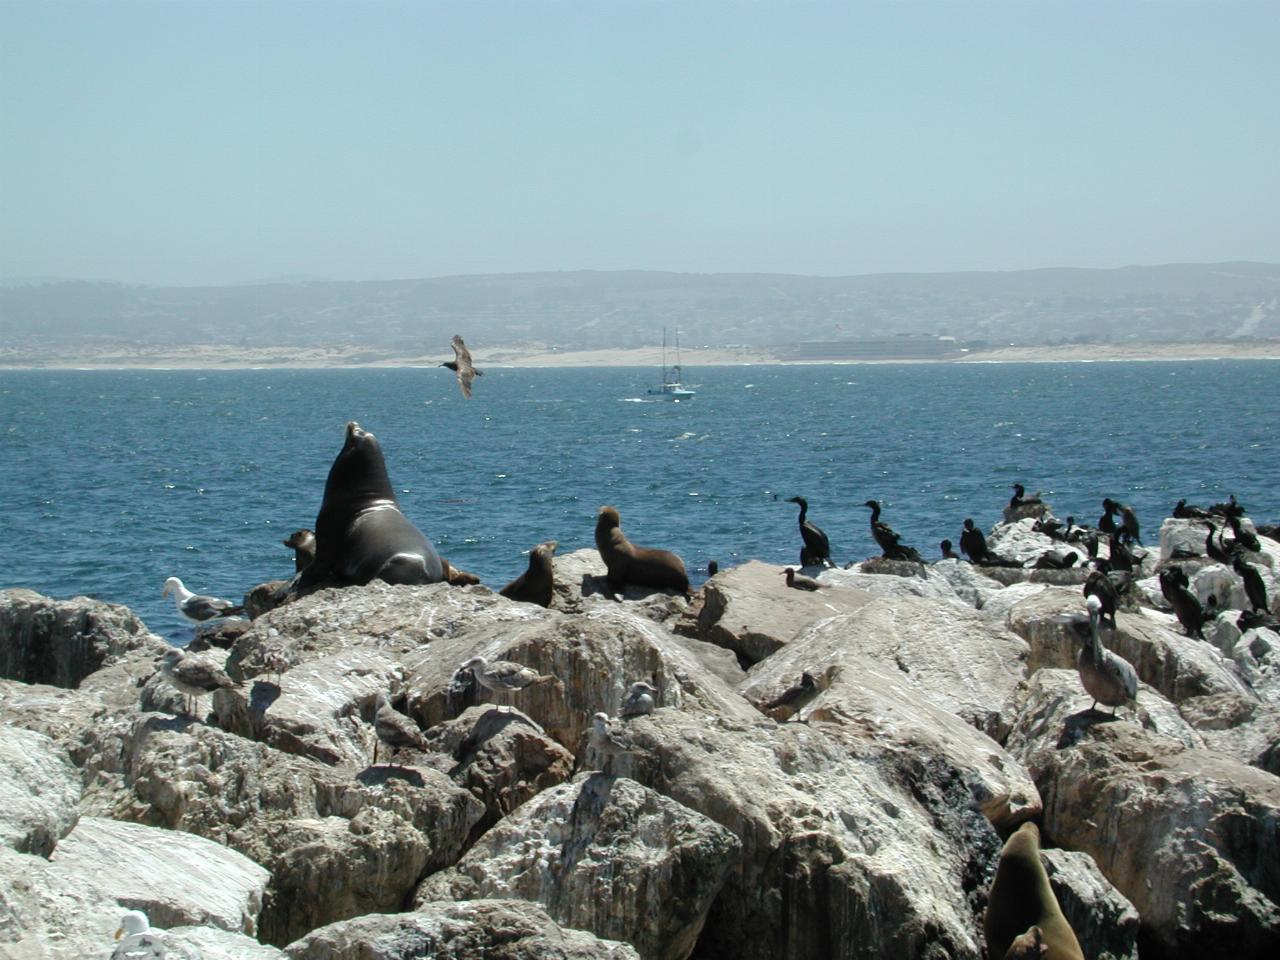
[646,328,696,400]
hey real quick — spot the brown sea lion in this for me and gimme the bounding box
[499,539,558,607]
[984,822,1083,960]
[1004,925,1047,959]
[594,505,689,599]
[283,421,444,600]
[282,529,316,573]
[441,558,482,586]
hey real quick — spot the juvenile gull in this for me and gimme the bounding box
[588,711,635,773]
[373,692,427,765]
[461,655,554,709]
[162,576,243,625]
[441,333,483,398]
[762,671,820,721]
[1076,595,1138,716]
[112,909,165,960]
[619,680,658,719]
[159,647,240,716]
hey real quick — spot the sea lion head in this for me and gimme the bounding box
[1004,925,1046,959]
[597,506,621,530]
[322,421,395,509]
[532,539,559,559]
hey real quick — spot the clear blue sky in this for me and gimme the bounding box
[2,0,1278,286]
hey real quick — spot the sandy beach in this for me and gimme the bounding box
[0,340,1276,370]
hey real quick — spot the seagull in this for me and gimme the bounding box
[372,692,428,765]
[461,655,554,709]
[113,910,165,960]
[588,711,635,773]
[619,680,658,719]
[161,576,243,625]
[158,647,240,716]
[262,649,290,685]
[1076,595,1138,716]
[782,567,822,591]
[762,671,820,721]
[441,334,483,398]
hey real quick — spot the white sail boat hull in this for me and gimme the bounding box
[646,329,696,400]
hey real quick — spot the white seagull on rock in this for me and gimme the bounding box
[161,576,243,625]
[619,680,658,719]
[112,909,165,959]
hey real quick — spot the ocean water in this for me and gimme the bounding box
[1,361,1276,642]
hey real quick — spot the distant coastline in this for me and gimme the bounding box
[0,340,1277,371]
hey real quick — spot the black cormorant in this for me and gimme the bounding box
[864,500,923,562]
[787,496,834,567]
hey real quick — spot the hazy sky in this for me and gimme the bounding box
[3,0,1278,286]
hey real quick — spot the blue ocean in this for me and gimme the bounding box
[1,361,1276,641]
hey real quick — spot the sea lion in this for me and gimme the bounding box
[282,529,316,573]
[441,558,482,586]
[984,822,1084,960]
[288,421,444,597]
[499,539,558,607]
[594,505,690,599]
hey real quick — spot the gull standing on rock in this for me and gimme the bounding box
[620,681,658,719]
[372,692,428,765]
[461,655,554,710]
[112,910,165,960]
[159,647,240,716]
[1076,595,1138,716]
[588,711,635,773]
[162,576,244,625]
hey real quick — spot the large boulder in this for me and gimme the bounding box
[285,899,640,959]
[0,725,80,856]
[77,713,484,947]
[0,589,169,691]
[1004,670,1280,958]
[1040,846,1140,960]
[0,844,130,960]
[820,562,965,604]
[695,560,872,664]
[931,558,1007,608]
[417,773,740,960]
[1178,692,1280,775]
[0,678,107,755]
[48,815,270,936]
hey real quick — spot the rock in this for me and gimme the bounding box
[742,594,1030,736]
[1233,627,1280,704]
[0,844,126,960]
[980,581,1048,621]
[1159,517,1211,561]
[987,517,1084,566]
[48,815,270,935]
[1007,588,1256,703]
[822,562,968,605]
[594,710,1000,959]
[931,558,1006,608]
[0,725,80,856]
[420,705,575,839]
[75,713,484,947]
[0,679,107,753]
[1003,499,1052,524]
[1180,692,1280,774]
[418,773,739,960]
[164,924,290,958]
[284,899,641,959]
[1004,671,1280,957]
[695,560,873,664]
[1191,562,1249,611]
[0,589,169,690]
[1040,847,1140,960]
[552,548,693,626]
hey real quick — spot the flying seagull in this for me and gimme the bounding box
[441,334,483,398]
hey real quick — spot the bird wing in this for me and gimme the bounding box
[173,657,237,692]
[1105,651,1139,700]
[451,335,476,398]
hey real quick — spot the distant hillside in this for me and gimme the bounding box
[2,263,1278,353]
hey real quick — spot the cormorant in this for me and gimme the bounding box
[939,539,964,561]
[1233,555,1269,613]
[959,518,1020,566]
[787,496,834,568]
[1084,566,1120,627]
[1107,534,1144,573]
[1010,483,1043,508]
[864,500,923,562]
[1208,494,1244,519]
[1167,579,1208,639]
[1173,498,1210,520]
[1228,515,1262,554]
[783,567,823,591]
[1204,522,1235,565]
[1098,500,1119,536]
[1031,549,1078,570]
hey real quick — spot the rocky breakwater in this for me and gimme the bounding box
[1,510,1277,959]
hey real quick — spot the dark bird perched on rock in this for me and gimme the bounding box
[1228,515,1262,554]
[782,567,822,591]
[1208,494,1245,519]
[1106,534,1145,573]
[1084,566,1120,627]
[1077,595,1139,716]
[1166,576,1208,639]
[762,671,820,721]
[706,560,719,577]
[1173,498,1211,520]
[786,496,834,567]
[1238,609,1280,632]
[372,692,427,765]
[939,539,964,561]
[162,577,244,625]
[1204,522,1235,565]
[1032,515,1065,540]
[620,681,658,719]
[1010,483,1043,509]
[1031,550,1078,570]
[1097,500,1118,536]
[441,334,483,398]
[1101,498,1141,545]
[499,540,558,608]
[159,647,241,716]
[282,529,317,573]
[959,519,1020,567]
[864,500,923,562]
[1158,565,1191,607]
[1234,555,1269,614]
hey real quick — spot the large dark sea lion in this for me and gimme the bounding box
[500,539,558,607]
[289,421,443,597]
[594,505,689,599]
[984,822,1084,960]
